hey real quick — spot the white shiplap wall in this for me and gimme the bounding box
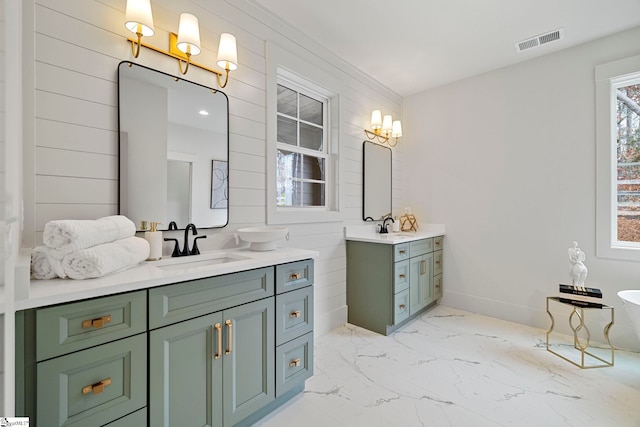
[26,0,403,335]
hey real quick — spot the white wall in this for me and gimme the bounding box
[20,0,403,338]
[403,26,640,351]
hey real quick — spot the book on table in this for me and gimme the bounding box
[558,284,603,308]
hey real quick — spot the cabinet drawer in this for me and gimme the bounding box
[276,332,313,398]
[434,274,443,300]
[393,260,409,293]
[36,291,147,361]
[410,238,433,257]
[275,259,314,294]
[37,334,147,427]
[393,243,409,262]
[104,408,147,426]
[276,286,314,346]
[149,267,274,329]
[433,250,443,276]
[393,289,410,325]
[433,236,444,250]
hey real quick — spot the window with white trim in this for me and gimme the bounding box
[276,80,328,208]
[595,55,640,261]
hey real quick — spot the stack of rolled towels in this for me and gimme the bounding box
[31,215,150,280]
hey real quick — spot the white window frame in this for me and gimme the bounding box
[276,78,329,209]
[595,54,640,261]
[266,42,343,224]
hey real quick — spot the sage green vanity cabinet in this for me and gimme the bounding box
[17,259,314,427]
[149,298,274,427]
[347,237,443,335]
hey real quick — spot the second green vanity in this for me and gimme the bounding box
[346,228,443,336]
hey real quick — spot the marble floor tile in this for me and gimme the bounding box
[256,305,640,427]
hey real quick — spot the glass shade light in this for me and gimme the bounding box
[382,115,393,134]
[217,33,238,71]
[370,110,382,130]
[124,0,155,36]
[176,13,201,56]
[391,120,403,138]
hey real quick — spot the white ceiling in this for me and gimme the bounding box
[253,0,640,97]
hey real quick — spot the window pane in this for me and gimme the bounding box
[302,156,324,181]
[277,116,297,146]
[300,94,323,125]
[302,182,325,206]
[277,150,300,207]
[616,83,640,242]
[277,84,297,117]
[300,122,323,151]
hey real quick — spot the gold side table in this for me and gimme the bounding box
[545,296,614,369]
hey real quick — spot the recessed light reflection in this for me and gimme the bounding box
[199,110,209,116]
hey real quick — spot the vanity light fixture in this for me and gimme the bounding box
[124,0,238,88]
[364,110,402,147]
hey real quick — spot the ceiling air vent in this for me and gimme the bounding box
[515,28,565,53]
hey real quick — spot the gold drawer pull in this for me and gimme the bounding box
[435,284,441,290]
[225,320,233,355]
[399,274,406,279]
[435,240,441,246]
[82,378,111,395]
[289,358,301,368]
[290,310,301,318]
[435,260,441,265]
[82,315,112,329]
[421,260,427,275]
[399,304,406,310]
[290,272,302,280]
[399,250,406,254]
[214,323,222,359]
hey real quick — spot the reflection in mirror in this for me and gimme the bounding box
[363,141,392,221]
[118,62,229,230]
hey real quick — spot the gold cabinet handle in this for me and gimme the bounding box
[399,250,406,254]
[225,320,233,355]
[399,274,406,279]
[435,259,441,265]
[82,378,111,395]
[214,323,222,359]
[435,240,441,246]
[435,284,441,290]
[289,358,301,368]
[290,272,302,280]
[290,310,301,318]
[421,260,427,275]
[82,315,112,329]
[399,304,406,310]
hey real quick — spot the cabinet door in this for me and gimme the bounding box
[223,298,275,427]
[149,312,224,427]
[409,254,433,316]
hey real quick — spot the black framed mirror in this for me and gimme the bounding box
[362,141,392,221]
[118,62,229,231]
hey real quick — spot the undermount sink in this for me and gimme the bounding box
[237,226,289,251]
[152,252,249,271]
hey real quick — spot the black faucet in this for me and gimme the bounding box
[168,221,178,230]
[164,223,207,257]
[379,216,395,234]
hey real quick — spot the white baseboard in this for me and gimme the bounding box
[315,305,347,337]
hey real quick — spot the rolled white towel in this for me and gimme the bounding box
[43,215,136,254]
[31,246,66,280]
[61,236,150,280]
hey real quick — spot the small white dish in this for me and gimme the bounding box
[237,226,289,251]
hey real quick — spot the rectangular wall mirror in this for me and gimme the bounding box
[362,141,392,221]
[118,62,229,231]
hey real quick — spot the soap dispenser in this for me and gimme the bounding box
[145,221,163,261]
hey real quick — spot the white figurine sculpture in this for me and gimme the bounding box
[568,241,588,286]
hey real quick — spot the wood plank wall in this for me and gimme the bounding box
[27,0,403,334]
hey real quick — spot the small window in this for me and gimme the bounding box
[276,81,328,208]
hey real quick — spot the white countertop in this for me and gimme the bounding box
[16,247,318,311]
[344,223,445,245]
